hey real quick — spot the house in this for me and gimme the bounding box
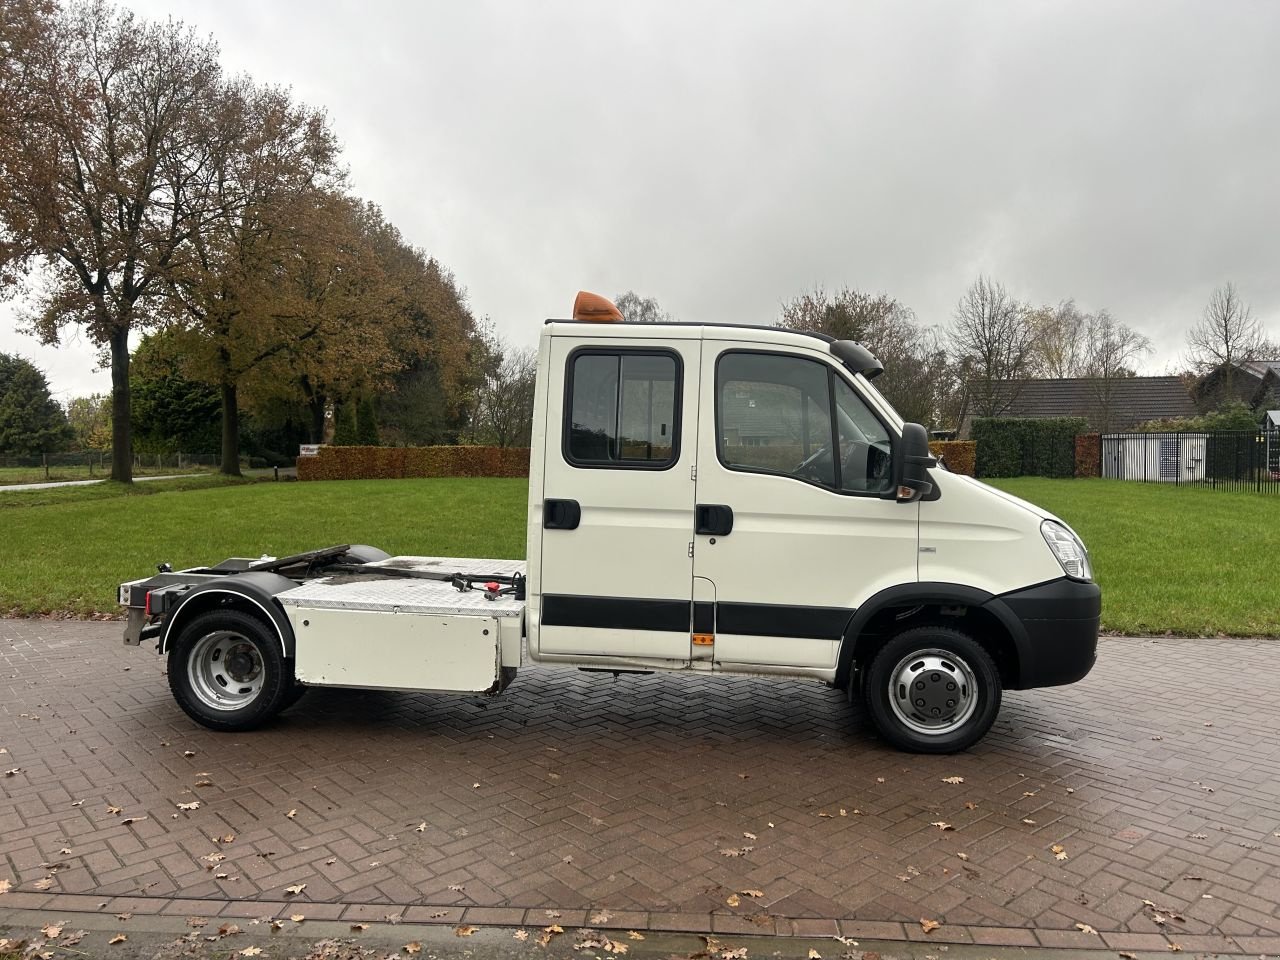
[960,376,1198,437]
[1191,359,1280,412]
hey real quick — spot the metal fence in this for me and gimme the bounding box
[1101,430,1280,494]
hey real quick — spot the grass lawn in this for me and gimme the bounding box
[0,464,209,485]
[0,475,1275,636]
[1,477,528,616]
[991,478,1279,638]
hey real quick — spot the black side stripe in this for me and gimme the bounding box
[541,595,853,640]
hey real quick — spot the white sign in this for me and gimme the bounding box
[299,444,324,457]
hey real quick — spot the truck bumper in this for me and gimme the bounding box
[991,578,1101,689]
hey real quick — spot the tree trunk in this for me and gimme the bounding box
[307,392,326,444]
[109,326,133,483]
[220,382,241,476]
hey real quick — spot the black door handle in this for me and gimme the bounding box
[544,498,581,530]
[695,503,733,536]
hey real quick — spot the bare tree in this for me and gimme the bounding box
[949,276,1037,418]
[0,0,224,482]
[614,290,674,324]
[470,342,536,447]
[1186,283,1277,403]
[1028,300,1089,378]
[1082,310,1151,432]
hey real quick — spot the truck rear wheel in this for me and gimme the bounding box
[168,608,293,732]
[862,626,1001,753]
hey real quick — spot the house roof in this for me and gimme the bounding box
[974,376,1198,431]
[1239,359,1280,379]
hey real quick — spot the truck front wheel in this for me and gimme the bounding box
[862,626,1001,753]
[168,609,293,732]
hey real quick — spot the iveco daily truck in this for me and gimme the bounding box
[117,291,1100,753]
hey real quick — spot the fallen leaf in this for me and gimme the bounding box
[121,816,147,825]
[956,852,969,861]
[930,821,954,831]
[187,918,208,928]
[1076,923,1098,936]
[1168,945,1182,953]
[109,934,127,944]
[1021,819,1037,825]
[919,919,940,934]
[290,914,305,923]
[183,750,196,757]
[107,805,122,815]
[116,913,131,921]
[3,768,18,777]
[1051,844,1068,860]
[0,879,9,895]
[726,894,741,907]
[176,801,200,811]
[217,833,235,843]
[218,923,241,936]
[286,808,297,819]
[737,773,750,779]
[472,782,480,788]
[809,950,823,959]
[964,801,978,810]
[351,923,370,931]
[1190,833,1207,840]
[58,848,71,855]
[514,929,529,941]
[240,949,262,958]
[404,943,422,955]
[743,832,757,840]
[33,877,54,891]
[284,883,306,895]
[195,780,214,787]
[590,911,612,924]
[740,889,764,898]
[721,949,746,960]
[40,924,63,938]
[628,931,645,940]
[456,925,478,937]
[941,776,964,784]
[876,777,885,783]
[448,882,465,891]
[416,822,426,832]
[1119,953,1137,960]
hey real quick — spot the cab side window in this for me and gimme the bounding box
[565,350,680,468]
[716,351,894,495]
[716,352,836,488]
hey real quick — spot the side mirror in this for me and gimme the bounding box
[893,422,936,503]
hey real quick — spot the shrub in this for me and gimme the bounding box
[1074,433,1101,477]
[297,445,530,481]
[929,441,976,477]
[332,403,358,446]
[972,417,1087,478]
[1138,401,1260,433]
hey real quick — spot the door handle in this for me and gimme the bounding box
[543,498,581,530]
[695,503,733,536]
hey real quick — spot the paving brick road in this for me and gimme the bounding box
[2,619,1279,953]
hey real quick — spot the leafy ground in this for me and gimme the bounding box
[992,477,1279,638]
[0,475,1274,635]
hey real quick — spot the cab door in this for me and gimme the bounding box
[538,333,701,663]
[692,341,919,671]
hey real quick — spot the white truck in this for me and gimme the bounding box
[118,292,1100,753]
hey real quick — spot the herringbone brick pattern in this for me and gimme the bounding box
[2,620,1279,950]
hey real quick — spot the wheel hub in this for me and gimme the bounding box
[186,631,266,711]
[887,648,979,736]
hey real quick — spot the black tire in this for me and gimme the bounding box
[168,608,293,732]
[862,625,1001,754]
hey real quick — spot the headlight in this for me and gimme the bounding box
[1041,520,1092,581]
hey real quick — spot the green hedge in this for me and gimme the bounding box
[297,445,530,481]
[972,418,1087,478]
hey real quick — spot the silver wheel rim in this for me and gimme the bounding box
[186,630,266,711]
[887,647,979,736]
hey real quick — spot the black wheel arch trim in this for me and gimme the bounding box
[160,572,298,658]
[835,581,1031,689]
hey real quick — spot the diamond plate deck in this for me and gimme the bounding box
[277,555,526,618]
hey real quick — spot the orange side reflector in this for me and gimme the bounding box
[573,290,624,323]
[692,634,714,646]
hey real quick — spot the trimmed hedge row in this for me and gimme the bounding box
[928,441,976,477]
[1074,433,1102,477]
[297,445,530,481]
[971,417,1087,478]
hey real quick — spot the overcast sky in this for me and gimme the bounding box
[4,0,1280,400]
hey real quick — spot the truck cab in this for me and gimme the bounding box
[524,298,1099,750]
